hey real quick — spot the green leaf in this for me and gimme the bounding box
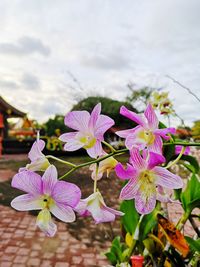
[163,144,175,163]
[120,200,139,234]
[139,202,161,241]
[185,237,200,253]
[181,155,199,174]
[105,251,117,265]
[181,174,200,213]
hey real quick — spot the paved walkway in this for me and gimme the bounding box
[0,205,109,267]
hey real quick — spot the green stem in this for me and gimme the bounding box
[46,155,76,167]
[165,146,186,169]
[59,148,128,180]
[164,142,200,147]
[102,141,116,152]
[176,210,191,230]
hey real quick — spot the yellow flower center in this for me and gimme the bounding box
[40,195,55,209]
[138,130,155,145]
[79,135,96,149]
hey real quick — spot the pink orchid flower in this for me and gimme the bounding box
[59,103,114,158]
[20,139,50,172]
[115,149,183,214]
[116,104,175,154]
[175,145,190,155]
[89,154,118,181]
[11,165,81,237]
[75,191,124,223]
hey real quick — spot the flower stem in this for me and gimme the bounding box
[165,146,185,169]
[102,141,116,152]
[46,155,76,167]
[176,210,191,230]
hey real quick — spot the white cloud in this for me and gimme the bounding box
[0,0,199,126]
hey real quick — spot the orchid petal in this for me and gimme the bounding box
[11,194,42,211]
[88,103,101,129]
[86,140,103,158]
[120,177,139,200]
[36,209,57,237]
[28,140,45,161]
[148,152,165,169]
[11,170,42,195]
[115,163,137,180]
[129,149,146,170]
[94,115,114,140]
[42,165,58,195]
[59,132,77,142]
[52,181,81,208]
[144,104,159,129]
[120,106,146,127]
[25,157,50,172]
[63,140,84,151]
[50,204,76,223]
[64,110,90,132]
[135,188,156,214]
[148,135,163,154]
[153,167,183,189]
[154,128,176,140]
[116,125,141,138]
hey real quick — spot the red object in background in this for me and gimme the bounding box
[130,255,144,267]
[0,113,4,128]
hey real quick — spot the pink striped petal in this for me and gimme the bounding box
[64,110,90,132]
[135,188,156,214]
[116,125,141,138]
[86,140,103,158]
[153,167,183,189]
[115,163,137,180]
[52,181,81,208]
[50,204,76,223]
[42,165,58,195]
[120,106,146,127]
[147,152,165,169]
[120,177,139,200]
[59,132,77,142]
[88,103,101,129]
[148,135,163,154]
[129,149,146,170]
[94,115,114,140]
[154,128,176,140]
[28,140,45,161]
[144,104,158,129]
[11,194,42,211]
[36,209,57,237]
[11,171,42,195]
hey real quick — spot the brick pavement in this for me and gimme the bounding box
[0,204,110,267]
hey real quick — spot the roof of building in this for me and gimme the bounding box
[0,96,26,117]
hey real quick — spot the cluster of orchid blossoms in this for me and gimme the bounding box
[11,103,184,237]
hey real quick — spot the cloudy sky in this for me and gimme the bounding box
[1,0,200,125]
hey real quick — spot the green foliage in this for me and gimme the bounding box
[139,203,161,241]
[120,200,139,234]
[43,115,67,136]
[185,237,200,253]
[105,236,128,265]
[72,96,137,127]
[181,155,200,174]
[181,174,200,213]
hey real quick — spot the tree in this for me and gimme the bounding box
[72,96,138,128]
